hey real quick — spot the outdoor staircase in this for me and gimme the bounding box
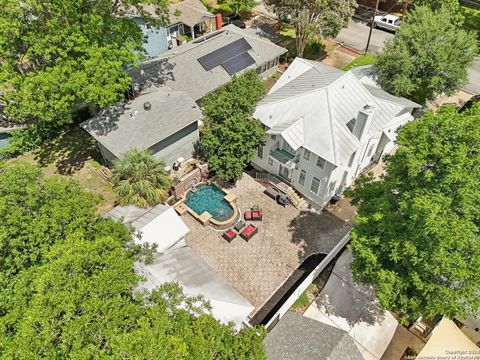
[254,172,308,209]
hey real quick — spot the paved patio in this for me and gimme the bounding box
[183,173,351,311]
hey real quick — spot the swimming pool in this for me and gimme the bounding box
[185,184,234,222]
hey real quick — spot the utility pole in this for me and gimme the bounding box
[365,0,380,55]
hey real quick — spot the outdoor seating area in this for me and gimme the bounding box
[240,224,258,241]
[222,207,262,242]
[183,174,351,309]
[244,206,263,221]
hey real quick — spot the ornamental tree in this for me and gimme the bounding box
[0,0,168,127]
[201,70,266,182]
[347,105,480,323]
[265,0,356,57]
[374,6,477,103]
[111,149,172,207]
[0,161,267,358]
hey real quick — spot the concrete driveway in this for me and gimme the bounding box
[304,251,397,360]
[465,58,480,94]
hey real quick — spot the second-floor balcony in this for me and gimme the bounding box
[269,142,299,168]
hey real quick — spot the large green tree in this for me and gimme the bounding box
[265,0,356,57]
[0,0,168,127]
[218,0,257,15]
[111,148,172,208]
[0,161,266,358]
[374,6,477,104]
[347,105,480,323]
[201,70,266,182]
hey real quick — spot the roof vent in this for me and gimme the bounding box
[363,104,373,112]
[143,101,152,111]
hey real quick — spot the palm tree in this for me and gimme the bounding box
[111,149,171,208]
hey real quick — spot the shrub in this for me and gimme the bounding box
[111,149,172,207]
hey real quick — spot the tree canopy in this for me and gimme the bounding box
[0,161,266,358]
[347,105,480,322]
[265,0,356,57]
[374,6,477,103]
[0,0,168,127]
[200,70,266,182]
[218,0,257,15]
[111,148,172,207]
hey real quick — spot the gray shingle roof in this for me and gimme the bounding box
[169,0,214,28]
[264,312,364,360]
[80,86,201,158]
[129,25,287,101]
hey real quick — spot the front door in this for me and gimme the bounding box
[278,164,291,182]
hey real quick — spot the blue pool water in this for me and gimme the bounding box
[185,184,233,221]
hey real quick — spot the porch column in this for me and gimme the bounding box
[191,25,195,39]
[209,18,213,32]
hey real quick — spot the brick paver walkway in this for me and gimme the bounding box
[184,174,350,310]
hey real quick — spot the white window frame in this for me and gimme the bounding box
[310,177,320,194]
[315,156,326,169]
[303,149,311,161]
[298,169,306,186]
[268,157,274,166]
[257,145,264,159]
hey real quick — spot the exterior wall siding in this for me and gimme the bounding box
[133,17,169,58]
[148,122,199,166]
[253,130,393,209]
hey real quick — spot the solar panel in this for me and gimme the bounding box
[222,52,255,75]
[197,38,252,71]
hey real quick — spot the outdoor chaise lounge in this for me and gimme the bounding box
[244,209,262,221]
[240,224,258,241]
[223,229,236,242]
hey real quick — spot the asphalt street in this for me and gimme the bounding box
[335,19,394,54]
[335,19,480,94]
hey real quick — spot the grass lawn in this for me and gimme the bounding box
[342,54,376,71]
[14,127,116,213]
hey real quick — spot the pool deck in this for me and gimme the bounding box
[183,173,351,314]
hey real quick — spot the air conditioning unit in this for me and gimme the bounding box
[164,165,172,172]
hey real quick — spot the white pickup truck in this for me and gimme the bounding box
[373,14,400,32]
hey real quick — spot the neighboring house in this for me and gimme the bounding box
[104,204,190,253]
[252,58,420,209]
[81,86,202,166]
[263,311,364,360]
[417,317,479,359]
[130,0,216,58]
[105,204,254,330]
[129,24,287,101]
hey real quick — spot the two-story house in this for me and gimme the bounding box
[252,58,420,209]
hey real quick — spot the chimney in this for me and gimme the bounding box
[215,13,222,30]
[143,101,152,111]
[353,104,375,141]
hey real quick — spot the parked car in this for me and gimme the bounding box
[373,14,400,32]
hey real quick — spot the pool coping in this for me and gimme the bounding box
[173,182,238,227]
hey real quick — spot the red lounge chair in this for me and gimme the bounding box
[240,224,258,241]
[244,211,252,221]
[251,210,262,221]
[222,229,236,242]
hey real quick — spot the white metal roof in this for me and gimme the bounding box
[105,204,189,253]
[254,58,417,166]
[136,247,254,330]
